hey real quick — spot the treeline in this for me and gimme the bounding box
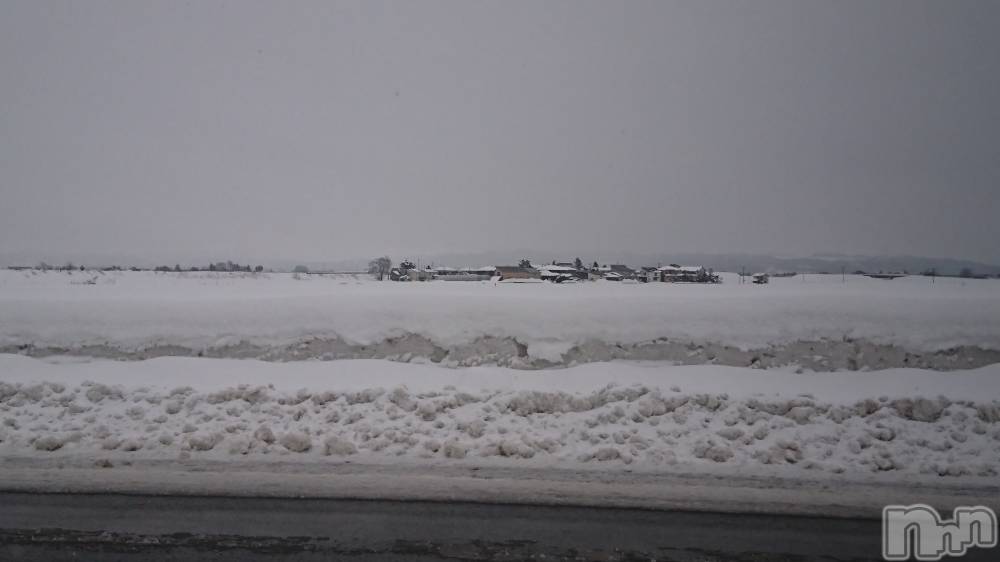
[196,261,264,273]
[27,261,265,273]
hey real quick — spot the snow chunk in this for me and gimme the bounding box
[279,432,312,453]
[323,436,357,456]
[187,432,223,451]
[34,435,65,451]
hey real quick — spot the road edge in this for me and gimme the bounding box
[0,460,996,519]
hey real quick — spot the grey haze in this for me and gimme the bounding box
[1,0,998,265]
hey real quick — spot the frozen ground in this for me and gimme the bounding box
[2,355,999,481]
[2,270,999,512]
[2,269,1000,370]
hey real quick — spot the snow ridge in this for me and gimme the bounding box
[3,370,999,479]
[6,336,999,371]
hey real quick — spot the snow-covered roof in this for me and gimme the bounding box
[454,266,496,273]
[539,265,577,272]
[658,265,705,273]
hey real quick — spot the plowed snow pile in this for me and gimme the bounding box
[2,355,999,479]
[2,270,1000,369]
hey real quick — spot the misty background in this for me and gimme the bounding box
[2,0,998,270]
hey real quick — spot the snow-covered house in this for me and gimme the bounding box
[437,266,495,281]
[406,268,435,282]
[538,264,579,282]
[588,264,633,281]
[494,266,540,280]
[466,266,496,277]
[636,267,658,283]
[608,264,636,279]
[656,264,719,283]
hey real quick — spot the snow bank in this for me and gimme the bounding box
[3,355,999,479]
[1,270,999,369]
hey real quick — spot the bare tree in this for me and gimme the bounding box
[368,256,392,280]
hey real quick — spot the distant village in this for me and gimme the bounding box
[381,259,725,284]
[6,258,995,283]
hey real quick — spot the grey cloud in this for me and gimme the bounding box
[1,0,997,263]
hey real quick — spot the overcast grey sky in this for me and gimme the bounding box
[2,0,998,264]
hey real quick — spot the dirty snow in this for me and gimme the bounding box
[2,355,999,480]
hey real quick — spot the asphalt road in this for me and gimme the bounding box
[0,492,994,561]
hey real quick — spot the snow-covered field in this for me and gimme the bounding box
[1,269,999,509]
[1,269,999,370]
